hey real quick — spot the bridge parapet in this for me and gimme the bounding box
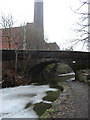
[1,50,90,71]
[2,50,89,58]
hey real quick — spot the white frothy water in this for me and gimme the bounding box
[1,84,57,118]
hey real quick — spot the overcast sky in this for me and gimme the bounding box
[0,0,87,51]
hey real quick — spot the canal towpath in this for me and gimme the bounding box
[40,80,89,118]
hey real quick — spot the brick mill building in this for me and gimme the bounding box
[0,0,59,50]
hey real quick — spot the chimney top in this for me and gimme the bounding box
[35,0,43,2]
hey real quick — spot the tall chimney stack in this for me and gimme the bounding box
[34,0,43,30]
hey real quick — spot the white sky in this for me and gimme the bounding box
[0,0,87,51]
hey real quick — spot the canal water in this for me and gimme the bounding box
[1,72,75,118]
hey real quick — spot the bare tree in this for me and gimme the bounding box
[70,0,90,51]
[0,13,13,28]
[0,13,25,72]
[0,13,14,49]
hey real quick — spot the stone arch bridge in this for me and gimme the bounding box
[2,50,90,80]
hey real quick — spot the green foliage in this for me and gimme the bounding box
[40,108,55,119]
[57,82,65,91]
[46,63,59,73]
[33,102,52,116]
[43,90,60,102]
[57,63,73,74]
[88,80,90,86]
[24,103,32,109]
[76,70,87,82]
[51,63,58,73]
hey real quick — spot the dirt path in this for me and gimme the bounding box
[41,81,89,118]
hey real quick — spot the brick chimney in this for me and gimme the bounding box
[34,0,43,30]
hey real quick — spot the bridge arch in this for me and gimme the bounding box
[28,56,89,83]
[29,59,75,82]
